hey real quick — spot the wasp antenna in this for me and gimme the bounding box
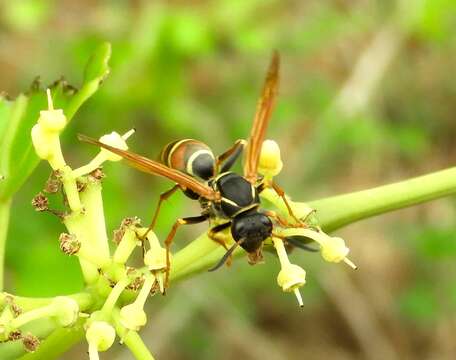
[77,133,97,144]
[208,240,243,272]
[285,236,319,252]
[46,88,54,110]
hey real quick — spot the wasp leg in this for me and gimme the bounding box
[164,214,209,290]
[208,222,232,249]
[141,184,180,242]
[208,221,233,266]
[256,182,266,193]
[271,181,302,225]
[217,139,246,173]
[263,210,290,227]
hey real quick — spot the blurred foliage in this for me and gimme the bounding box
[1,0,456,359]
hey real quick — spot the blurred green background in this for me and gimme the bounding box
[1,0,456,359]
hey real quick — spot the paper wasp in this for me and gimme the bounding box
[79,52,308,285]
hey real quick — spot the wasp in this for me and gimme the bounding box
[79,52,308,285]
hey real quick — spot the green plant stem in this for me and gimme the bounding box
[123,330,156,360]
[307,167,456,232]
[0,198,11,291]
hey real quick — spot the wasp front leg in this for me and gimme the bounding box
[208,221,234,267]
[208,222,231,249]
[258,181,303,226]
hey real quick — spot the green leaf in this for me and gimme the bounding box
[0,42,111,200]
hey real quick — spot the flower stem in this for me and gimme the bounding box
[101,278,130,315]
[308,167,456,232]
[0,198,11,291]
[122,330,156,360]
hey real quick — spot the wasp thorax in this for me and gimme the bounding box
[231,212,272,252]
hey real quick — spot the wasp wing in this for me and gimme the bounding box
[243,51,280,183]
[78,134,218,201]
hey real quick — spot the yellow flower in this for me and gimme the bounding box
[119,272,154,331]
[119,303,147,331]
[86,321,116,352]
[258,139,283,178]
[272,237,306,307]
[31,89,67,169]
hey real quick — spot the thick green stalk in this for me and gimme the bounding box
[0,198,11,291]
[308,167,456,232]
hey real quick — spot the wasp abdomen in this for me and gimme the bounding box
[161,139,215,180]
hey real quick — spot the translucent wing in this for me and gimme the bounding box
[78,134,218,201]
[243,51,280,183]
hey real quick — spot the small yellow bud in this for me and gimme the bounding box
[277,264,306,307]
[119,304,147,331]
[38,89,67,133]
[99,132,128,162]
[320,237,349,263]
[278,228,357,270]
[86,321,116,352]
[258,139,283,178]
[143,231,168,271]
[38,109,66,133]
[51,296,79,327]
[31,89,67,169]
[277,264,306,291]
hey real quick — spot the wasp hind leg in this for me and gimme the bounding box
[141,185,180,239]
[164,214,209,290]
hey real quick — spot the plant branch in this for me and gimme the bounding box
[307,167,456,232]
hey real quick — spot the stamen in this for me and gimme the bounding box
[122,129,136,140]
[293,288,304,308]
[343,257,358,270]
[46,88,54,110]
